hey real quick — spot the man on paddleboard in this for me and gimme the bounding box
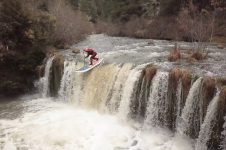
[83,48,99,65]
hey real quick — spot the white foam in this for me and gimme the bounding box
[0,98,194,150]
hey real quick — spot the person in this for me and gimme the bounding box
[83,48,99,65]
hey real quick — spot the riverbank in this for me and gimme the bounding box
[0,0,92,97]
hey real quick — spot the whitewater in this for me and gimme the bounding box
[1,34,226,150]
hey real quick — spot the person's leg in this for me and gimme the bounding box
[91,54,98,65]
[91,53,98,61]
[90,57,93,65]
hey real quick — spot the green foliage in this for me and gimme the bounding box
[0,0,55,96]
[29,12,56,47]
[0,0,56,51]
[0,0,31,50]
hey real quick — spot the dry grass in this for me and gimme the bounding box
[168,44,181,62]
[143,64,157,82]
[181,69,192,99]
[202,77,216,115]
[216,77,226,89]
[169,68,182,83]
[203,77,216,91]
[191,51,208,60]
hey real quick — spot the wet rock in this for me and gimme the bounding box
[208,87,226,149]
[130,64,157,120]
[36,65,45,78]
[72,48,80,54]
[148,40,154,45]
[49,54,64,97]
[181,70,192,106]
[216,77,226,89]
[217,44,225,49]
[131,140,138,146]
[166,68,182,129]
[165,68,193,130]
[201,77,216,120]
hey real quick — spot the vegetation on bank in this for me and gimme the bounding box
[0,0,92,97]
[76,0,226,42]
[77,0,225,62]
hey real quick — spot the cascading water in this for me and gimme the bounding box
[106,64,133,113]
[58,60,137,113]
[177,77,203,137]
[58,60,80,102]
[195,92,220,150]
[117,66,142,120]
[144,71,169,128]
[176,79,182,127]
[80,64,121,111]
[1,35,226,150]
[38,56,54,97]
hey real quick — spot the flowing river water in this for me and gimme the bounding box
[0,34,226,150]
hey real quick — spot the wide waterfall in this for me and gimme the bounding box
[1,34,226,150]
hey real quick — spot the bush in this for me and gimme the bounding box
[0,0,92,96]
[168,43,181,62]
[48,0,93,48]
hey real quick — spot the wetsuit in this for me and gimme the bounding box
[83,48,99,65]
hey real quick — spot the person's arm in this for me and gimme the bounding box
[85,52,90,58]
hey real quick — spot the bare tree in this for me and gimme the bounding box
[178,0,215,53]
[47,0,93,47]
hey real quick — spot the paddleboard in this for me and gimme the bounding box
[75,58,104,73]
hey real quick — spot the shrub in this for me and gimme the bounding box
[168,43,181,62]
[47,0,93,48]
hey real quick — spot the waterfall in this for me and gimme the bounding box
[58,61,138,113]
[38,57,54,97]
[195,92,220,150]
[176,79,182,127]
[177,77,203,137]
[107,64,133,113]
[144,71,169,128]
[58,60,79,102]
[80,64,121,111]
[117,67,142,120]
[39,53,226,150]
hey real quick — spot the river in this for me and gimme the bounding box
[1,34,226,150]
